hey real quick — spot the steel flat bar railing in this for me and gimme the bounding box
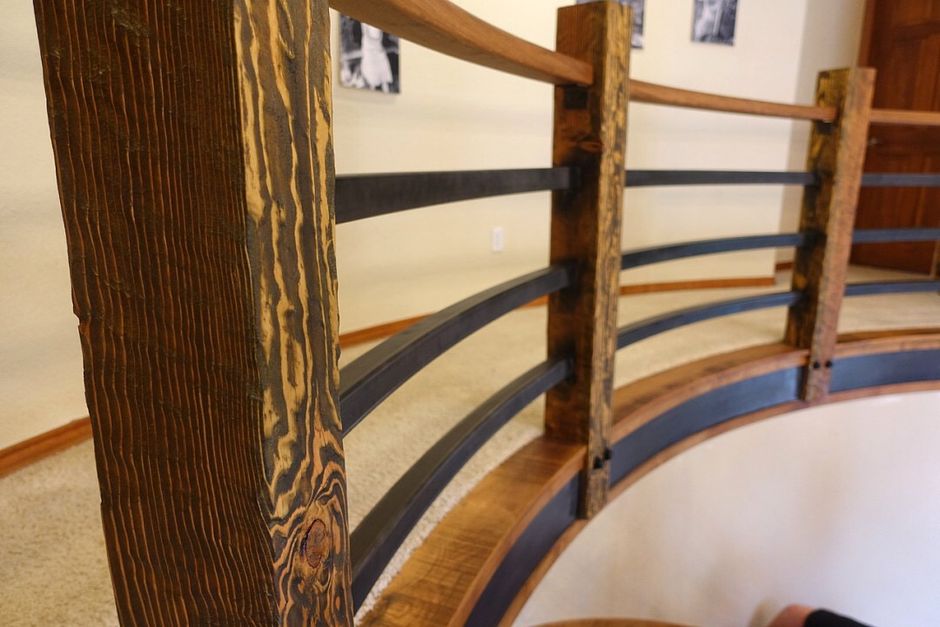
[330,0,939,127]
[335,168,574,224]
[861,173,940,187]
[624,171,940,188]
[349,357,571,607]
[331,170,940,226]
[852,228,940,243]
[340,265,575,434]
[620,234,808,271]
[617,292,802,349]
[844,281,940,297]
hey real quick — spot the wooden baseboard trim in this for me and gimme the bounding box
[618,276,774,295]
[0,416,92,478]
[338,314,428,348]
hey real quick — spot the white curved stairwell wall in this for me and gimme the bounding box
[516,391,940,627]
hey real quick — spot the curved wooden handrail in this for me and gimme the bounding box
[363,330,940,626]
[629,79,836,122]
[329,0,592,85]
[332,0,940,128]
[328,0,845,124]
[332,1,940,128]
[870,108,940,127]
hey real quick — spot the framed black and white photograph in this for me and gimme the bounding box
[340,16,400,93]
[692,0,737,45]
[577,0,645,49]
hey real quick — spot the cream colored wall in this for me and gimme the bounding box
[777,0,867,264]
[0,1,862,445]
[333,0,822,331]
[516,391,940,627]
[0,0,87,449]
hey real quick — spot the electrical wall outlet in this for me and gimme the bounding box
[491,226,505,252]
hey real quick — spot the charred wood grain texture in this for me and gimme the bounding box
[785,68,876,402]
[33,0,351,623]
[545,1,630,518]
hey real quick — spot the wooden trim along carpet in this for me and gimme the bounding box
[0,416,93,478]
[0,276,773,476]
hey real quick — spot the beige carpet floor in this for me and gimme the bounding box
[1,267,937,626]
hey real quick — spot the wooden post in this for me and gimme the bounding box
[33,1,351,624]
[545,1,630,518]
[786,68,876,401]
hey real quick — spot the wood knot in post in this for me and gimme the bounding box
[302,519,331,572]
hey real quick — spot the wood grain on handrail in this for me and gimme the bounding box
[870,108,940,127]
[332,1,940,127]
[329,0,593,85]
[333,1,939,126]
[630,79,837,121]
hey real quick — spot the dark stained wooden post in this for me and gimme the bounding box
[786,68,876,402]
[33,1,351,624]
[545,1,630,518]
